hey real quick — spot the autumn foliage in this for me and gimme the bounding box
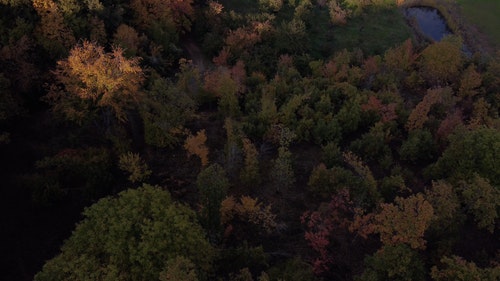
[301,189,355,274]
[45,41,144,123]
[184,130,209,167]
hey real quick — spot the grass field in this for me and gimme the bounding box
[331,5,413,55]
[457,0,500,47]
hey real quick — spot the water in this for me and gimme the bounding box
[405,7,451,42]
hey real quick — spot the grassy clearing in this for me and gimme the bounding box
[332,6,413,55]
[457,0,500,47]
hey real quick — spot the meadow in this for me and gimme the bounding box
[457,0,500,47]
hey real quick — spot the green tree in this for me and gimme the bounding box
[34,185,214,281]
[431,256,500,281]
[197,164,229,240]
[32,147,113,203]
[459,174,499,233]
[270,146,295,193]
[240,138,261,187]
[425,180,462,234]
[141,75,195,148]
[358,244,425,281]
[118,152,152,183]
[431,128,500,185]
[159,256,199,281]
[418,36,463,85]
[399,129,437,164]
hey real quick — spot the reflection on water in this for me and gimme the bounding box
[405,7,451,41]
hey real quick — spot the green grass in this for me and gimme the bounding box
[457,0,500,47]
[332,5,413,56]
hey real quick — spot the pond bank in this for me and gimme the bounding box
[404,6,451,42]
[397,0,495,56]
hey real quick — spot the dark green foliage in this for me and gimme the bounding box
[34,185,214,281]
[430,128,500,185]
[33,147,113,203]
[399,129,437,164]
[270,146,295,193]
[431,255,500,281]
[379,174,407,202]
[350,123,393,168]
[267,257,316,281]
[358,244,425,281]
[308,164,358,199]
[197,164,230,240]
[458,175,500,233]
[217,242,268,278]
[2,0,500,280]
[159,256,199,281]
[141,75,196,148]
[336,99,361,136]
[312,115,342,145]
[321,141,343,168]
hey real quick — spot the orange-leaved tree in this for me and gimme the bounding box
[184,129,209,167]
[374,193,434,249]
[44,41,145,124]
[32,0,75,56]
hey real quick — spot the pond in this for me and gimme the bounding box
[405,7,452,42]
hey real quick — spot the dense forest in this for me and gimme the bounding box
[0,0,499,280]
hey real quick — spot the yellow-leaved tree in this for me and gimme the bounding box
[44,41,145,124]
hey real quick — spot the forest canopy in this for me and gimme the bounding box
[1,0,499,280]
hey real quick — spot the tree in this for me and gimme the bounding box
[384,39,417,74]
[459,175,499,233]
[424,180,462,234]
[184,130,209,167]
[328,0,349,25]
[32,0,75,56]
[159,256,199,281]
[197,164,229,241]
[142,76,196,148]
[203,67,240,118]
[33,147,113,203]
[431,256,500,281]
[34,185,214,281]
[259,0,283,12]
[301,189,355,274]
[270,146,295,193]
[419,36,463,85]
[220,195,277,237]
[113,24,142,57]
[118,152,152,183]
[240,138,261,187]
[343,151,380,205]
[130,0,194,31]
[406,87,453,131]
[458,64,482,99]
[373,194,434,250]
[359,244,426,281]
[431,127,500,185]
[399,129,437,163]
[44,41,145,124]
